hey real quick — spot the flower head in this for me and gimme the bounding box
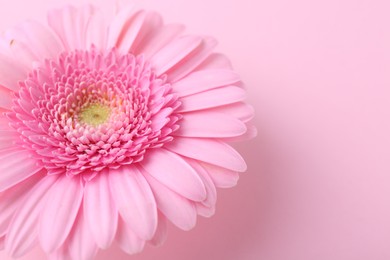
[0,4,256,260]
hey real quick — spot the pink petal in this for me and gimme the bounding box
[150,35,202,76]
[201,162,240,188]
[0,171,43,237]
[168,37,218,82]
[116,11,147,53]
[0,130,17,150]
[67,205,98,260]
[208,102,255,123]
[0,116,12,131]
[0,51,26,91]
[5,175,59,258]
[140,149,206,201]
[195,203,216,218]
[116,217,145,255]
[143,171,197,231]
[172,69,240,97]
[177,86,246,112]
[0,149,42,192]
[195,53,233,71]
[222,124,258,142]
[148,212,167,247]
[85,6,106,49]
[109,166,157,240]
[175,111,247,138]
[165,137,247,172]
[130,12,163,53]
[0,236,4,250]
[137,24,185,59]
[106,4,135,48]
[39,175,84,253]
[0,86,13,109]
[84,170,117,249]
[48,246,71,260]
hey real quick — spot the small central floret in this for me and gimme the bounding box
[79,103,111,126]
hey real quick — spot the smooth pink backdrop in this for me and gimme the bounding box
[0,0,389,259]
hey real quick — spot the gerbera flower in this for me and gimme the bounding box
[0,3,256,260]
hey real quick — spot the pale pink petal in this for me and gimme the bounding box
[0,130,17,149]
[148,212,167,247]
[143,171,197,231]
[137,24,185,59]
[165,137,247,172]
[0,149,42,192]
[116,217,145,255]
[106,4,135,48]
[207,102,255,123]
[172,69,240,97]
[5,175,58,258]
[115,11,147,53]
[168,37,218,82]
[0,236,4,250]
[0,86,14,109]
[222,124,258,142]
[177,86,246,112]
[109,166,157,240]
[0,116,12,131]
[84,170,117,249]
[48,245,71,260]
[140,149,206,201]
[0,51,26,91]
[0,171,43,237]
[129,12,163,53]
[175,111,247,138]
[39,175,83,253]
[201,162,240,188]
[195,203,216,218]
[85,7,106,49]
[67,205,98,260]
[195,52,233,70]
[150,35,202,76]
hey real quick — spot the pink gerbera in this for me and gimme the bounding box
[0,3,256,260]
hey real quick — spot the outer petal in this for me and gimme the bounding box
[0,130,18,150]
[0,86,13,109]
[115,10,147,53]
[177,86,246,112]
[150,35,202,76]
[67,205,98,260]
[175,111,247,138]
[39,175,84,253]
[165,137,247,172]
[5,175,58,258]
[84,170,117,249]
[140,149,206,201]
[172,69,241,97]
[201,162,240,188]
[148,212,168,247]
[109,166,157,240]
[116,217,145,255]
[143,171,197,231]
[0,148,42,192]
[106,4,135,48]
[0,51,27,91]
[195,53,233,71]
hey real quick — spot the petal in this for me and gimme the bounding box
[195,53,233,71]
[165,137,247,172]
[172,69,240,97]
[39,175,84,253]
[0,149,42,192]
[0,171,43,237]
[0,130,17,150]
[201,162,240,188]
[115,11,147,53]
[140,149,206,201]
[207,102,255,123]
[0,51,26,91]
[168,37,218,82]
[106,4,135,48]
[137,23,185,59]
[109,166,157,240]
[143,171,197,231]
[84,170,118,249]
[85,6,106,49]
[0,236,4,250]
[5,175,59,258]
[67,205,98,260]
[150,35,202,76]
[0,86,13,109]
[177,86,246,112]
[175,111,247,138]
[116,217,145,255]
[148,212,167,247]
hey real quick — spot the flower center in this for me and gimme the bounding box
[79,103,111,126]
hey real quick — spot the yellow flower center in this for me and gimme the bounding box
[79,103,111,126]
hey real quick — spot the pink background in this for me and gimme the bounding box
[0,0,390,259]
